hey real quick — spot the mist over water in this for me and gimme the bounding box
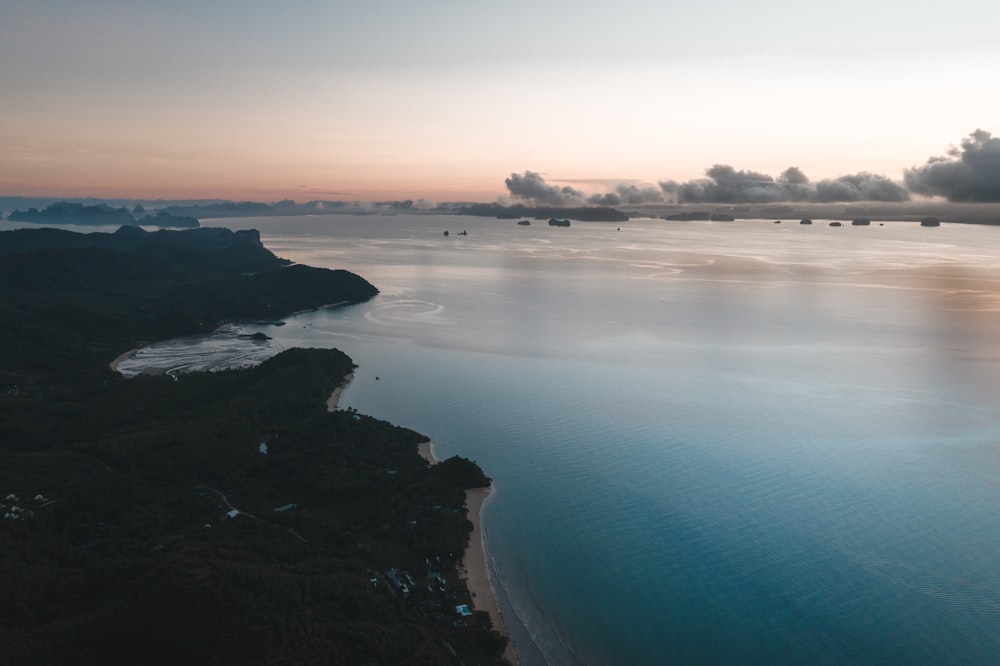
[200,215,1000,664]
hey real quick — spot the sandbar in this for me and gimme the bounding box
[108,348,137,373]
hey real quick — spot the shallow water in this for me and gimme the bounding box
[132,215,1000,664]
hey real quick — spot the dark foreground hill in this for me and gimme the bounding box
[0,227,507,665]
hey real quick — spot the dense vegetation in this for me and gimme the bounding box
[0,227,507,665]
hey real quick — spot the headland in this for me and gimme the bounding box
[419,441,517,665]
[0,225,509,665]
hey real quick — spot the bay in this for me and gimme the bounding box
[187,215,1000,664]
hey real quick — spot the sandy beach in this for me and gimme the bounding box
[326,372,355,411]
[417,440,436,465]
[418,441,516,665]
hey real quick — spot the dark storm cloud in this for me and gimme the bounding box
[658,165,908,203]
[904,129,1000,202]
[504,171,586,206]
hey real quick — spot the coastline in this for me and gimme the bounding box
[108,347,137,373]
[106,324,260,377]
[110,349,515,663]
[418,441,517,666]
[326,372,355,411]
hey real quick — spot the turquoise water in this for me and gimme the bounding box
[221,215,1000,664]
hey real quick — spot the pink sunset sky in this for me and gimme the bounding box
[2,0,998,202]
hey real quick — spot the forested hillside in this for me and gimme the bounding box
[0,227,506,665]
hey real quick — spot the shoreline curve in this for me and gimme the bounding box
[326,372,355,411]
[418,441,518,665]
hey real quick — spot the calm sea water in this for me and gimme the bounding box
[117,214,1000,664]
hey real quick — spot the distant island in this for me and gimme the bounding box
[5,196,998,227]
[663,212,734,221]
[7,202,199,228]
[648,202,1000,225]
[158,199,403,218]
[160,200,276,218]
[0,226,510,665]
[457,202,628,222]
[664,211,712,221]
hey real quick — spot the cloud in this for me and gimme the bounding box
[587,191,622,206]
[777,167,816,201]
[507,144,955,208]
[658,164,805,203]
[659,164,908,203]
[504,172,666,207]
[588,183,664,206]
[504,171,586,206]
[814,173,908,202]
[780,166,809,185]
[904,129,1000,202]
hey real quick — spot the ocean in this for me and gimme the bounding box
[120,214,1000,664]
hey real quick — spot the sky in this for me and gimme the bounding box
[2,0,999,202]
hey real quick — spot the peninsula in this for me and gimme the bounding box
[0,226,510,665]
